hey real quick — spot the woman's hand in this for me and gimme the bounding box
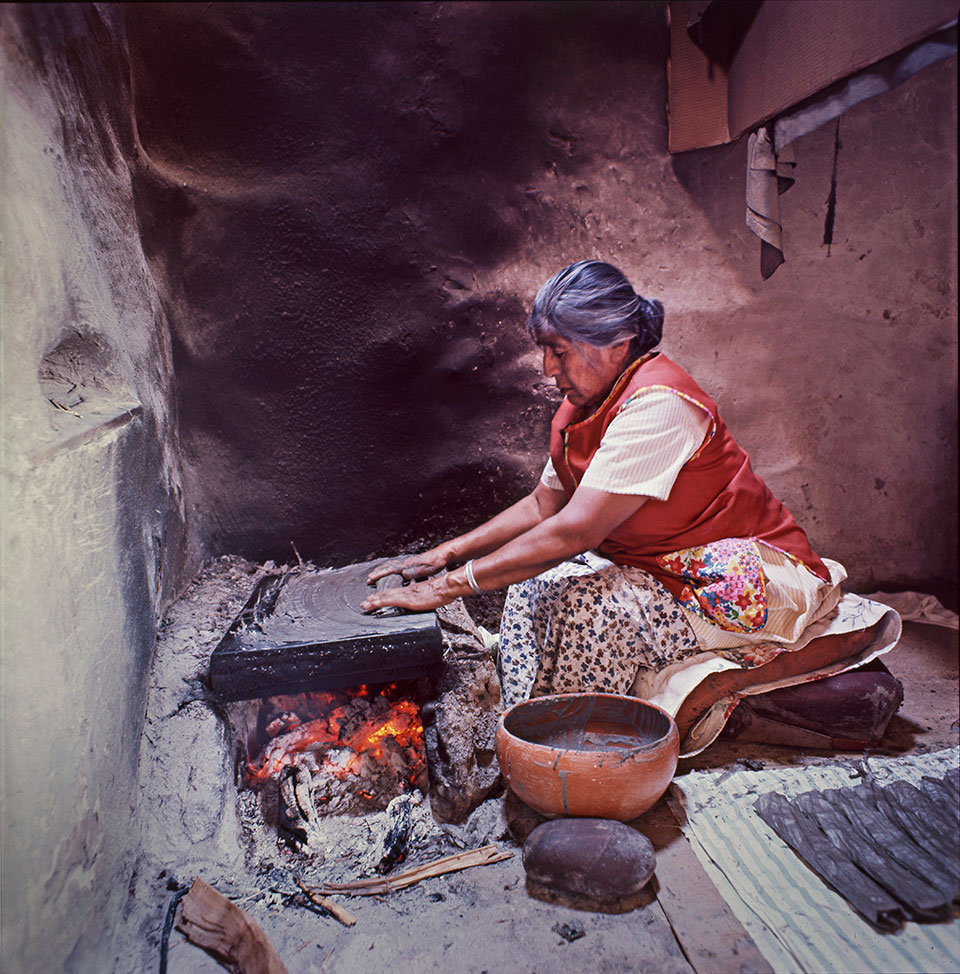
[365,483,565,591]
[366,547,451,585]
[361,573,457,614]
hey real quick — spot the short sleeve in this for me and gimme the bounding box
[540,456,564,490]
[578,390,711,498]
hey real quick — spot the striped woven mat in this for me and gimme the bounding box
[669,748,960,973]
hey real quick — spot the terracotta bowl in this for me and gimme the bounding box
[495,693,679,821]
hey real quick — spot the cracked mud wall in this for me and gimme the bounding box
[0,7,191,972]
[125,2,956,598]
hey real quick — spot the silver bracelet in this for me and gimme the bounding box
[463,559,483,595]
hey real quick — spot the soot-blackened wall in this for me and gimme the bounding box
[125,2,957,598]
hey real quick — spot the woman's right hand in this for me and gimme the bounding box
[366,546,452,585]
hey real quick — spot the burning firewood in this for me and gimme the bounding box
[246,685,429,820]
[265,712,301,737]
[176,877,288,974]
[374,792,415,873]
[277,767,311,849]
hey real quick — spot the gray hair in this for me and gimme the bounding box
[528,260,664,358]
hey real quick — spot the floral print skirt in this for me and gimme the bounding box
[497,553,702,708]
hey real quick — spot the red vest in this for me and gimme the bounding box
[549,353,829,599]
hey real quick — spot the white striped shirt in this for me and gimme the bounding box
[540,389,711,496]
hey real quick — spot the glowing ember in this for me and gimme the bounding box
[245,685,427,813]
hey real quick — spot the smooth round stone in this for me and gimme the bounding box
[522,818,656,901]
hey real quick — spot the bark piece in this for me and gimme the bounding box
[920,775,960,821]
[795,791,947,918]
[522,818,656,902]
[754,792,905,930]
[176,877,288,974]
[824,786,957,902]
[756,770,960,928]
[873,780,960,881]
[293,879,357,927]
[317,844,512,895]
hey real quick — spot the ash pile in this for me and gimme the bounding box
[212,562,507,884]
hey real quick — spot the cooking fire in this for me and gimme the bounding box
[244,683,429,819]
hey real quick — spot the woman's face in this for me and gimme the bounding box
[538,332,633,413]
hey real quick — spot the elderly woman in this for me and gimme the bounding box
[363,261,899,750]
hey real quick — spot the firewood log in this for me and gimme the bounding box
[177,877,288,974]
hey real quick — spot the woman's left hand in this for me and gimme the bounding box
[361,574,455,614]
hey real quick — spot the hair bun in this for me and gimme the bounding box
[638,297,664,346]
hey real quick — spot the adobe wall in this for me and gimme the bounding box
[125,2,957,596]
[0,7,190,971]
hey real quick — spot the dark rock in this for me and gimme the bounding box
[552,921,586,943]
[523,818,655,902]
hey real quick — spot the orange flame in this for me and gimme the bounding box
[245,688,424,788]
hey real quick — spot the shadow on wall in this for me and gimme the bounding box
[124,1,671,565]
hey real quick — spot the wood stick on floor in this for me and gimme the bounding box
[316,843,513,896]
[177,877,288,974]
[294,878,357,926]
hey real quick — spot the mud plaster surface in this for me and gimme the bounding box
[120,556,695,973]
[119,556,959,974]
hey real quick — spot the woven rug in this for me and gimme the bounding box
[669,748,960,973]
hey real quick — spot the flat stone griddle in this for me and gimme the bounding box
[208,560,443,701]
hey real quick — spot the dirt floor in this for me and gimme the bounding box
[121,559,958,974]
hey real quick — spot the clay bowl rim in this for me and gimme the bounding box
[496,691,679,761]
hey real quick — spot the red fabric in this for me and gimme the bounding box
[673,624,884,741]
[549,353,829,599]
